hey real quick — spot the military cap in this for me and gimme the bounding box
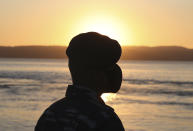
[66,32,121,69]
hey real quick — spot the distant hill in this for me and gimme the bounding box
[0,46,66,59]
[121,46,193,61]
[0,46,193,61]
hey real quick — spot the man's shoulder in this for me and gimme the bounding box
[48,97,114,118]
[35,97,124,131]
[49,97,121,124]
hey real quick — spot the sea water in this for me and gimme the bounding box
[0,58,193,131]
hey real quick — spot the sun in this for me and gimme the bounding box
[82,19,122,42]
[71,15,131,46]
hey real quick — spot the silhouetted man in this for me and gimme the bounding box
[35,32,125,131]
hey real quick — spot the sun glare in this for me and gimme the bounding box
[72,15,131,46]
[101,93,117,102]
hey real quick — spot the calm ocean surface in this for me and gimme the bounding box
[0,58,193,131]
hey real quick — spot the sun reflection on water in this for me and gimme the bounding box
[101,93,117,102]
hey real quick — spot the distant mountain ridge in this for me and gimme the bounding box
[121,46,193,61]
[0,46,66,59]
[0,46,193,61]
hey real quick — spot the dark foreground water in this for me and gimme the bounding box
[0,58,193,131]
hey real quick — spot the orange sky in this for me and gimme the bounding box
[0,0,193,48]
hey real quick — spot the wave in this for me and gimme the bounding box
[115,98,193,107]
[123,78,193,86]
[0,84,11,89]
[120,87,193,97]
[0,71,71,83]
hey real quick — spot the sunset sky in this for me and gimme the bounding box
[0,0,193,48]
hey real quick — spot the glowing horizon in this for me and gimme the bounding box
[0,0,193,48]
[68,14,131,46]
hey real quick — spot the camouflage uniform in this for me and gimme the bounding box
[35,85,125,131]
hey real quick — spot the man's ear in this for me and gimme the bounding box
[104,64,122,93]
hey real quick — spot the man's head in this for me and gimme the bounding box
[66,32,122,94]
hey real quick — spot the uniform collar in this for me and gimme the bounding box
[66,85,105,104]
